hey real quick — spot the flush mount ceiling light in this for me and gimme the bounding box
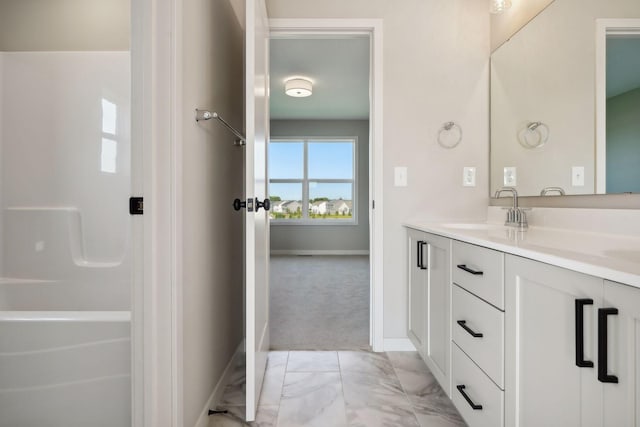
[490,0,512,14]
[285,78,313,97]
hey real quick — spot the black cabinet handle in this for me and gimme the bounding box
[457,320,483,338]
[457,264,483,276]
[417,241,427,270]
[456,385,483,410]
[575,299,594,368]
[598,307,619,383]
[416,241,422,269]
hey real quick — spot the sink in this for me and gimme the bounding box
[439,223,498,230]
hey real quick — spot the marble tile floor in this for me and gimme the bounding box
[209,351,466,427]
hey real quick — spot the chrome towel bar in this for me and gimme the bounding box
[195,109,246,146]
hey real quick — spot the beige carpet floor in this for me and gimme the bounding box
[269,255,370,350]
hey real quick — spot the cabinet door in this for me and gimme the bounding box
[424,233,451,395]
[603,280,640,426]
[505,255,602,427]
[407,228,427,354]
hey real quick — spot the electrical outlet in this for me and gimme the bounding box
[572,166,585,186]
[463,167,476,187]
[394,166,408,187]
[504,166,517,186]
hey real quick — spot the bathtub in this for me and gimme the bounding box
[0,311,131,427]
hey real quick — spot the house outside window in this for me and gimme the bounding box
[269,138,357,224]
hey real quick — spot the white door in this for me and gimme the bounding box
[244,0,270,422]
[407,229,427,354]
[602,280,640,426]
[425,233,451,395]
[505,255,603,427]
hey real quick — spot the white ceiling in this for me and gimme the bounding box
[269,36,370,120]
[607,37,640,99]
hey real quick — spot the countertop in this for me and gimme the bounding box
[404,220,640,288]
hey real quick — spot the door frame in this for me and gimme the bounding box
[269,19,384,352]
[133,0,180,426]
[594,18,640,194]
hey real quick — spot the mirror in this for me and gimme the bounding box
[490,0,640,197]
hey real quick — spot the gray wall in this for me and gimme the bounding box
[0,0,129,51]
[180,0,244,425]
[607,87,640,193]
[270,119,370,252]
[267,0,490,340]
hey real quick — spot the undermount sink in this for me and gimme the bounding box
[439,222,499,230]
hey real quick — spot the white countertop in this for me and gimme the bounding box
[404,220,640,288]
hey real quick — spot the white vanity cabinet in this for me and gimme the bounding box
[505,255,640,427]
[602,280,640,427]
[406,228,451,395]
[451,241,505,427]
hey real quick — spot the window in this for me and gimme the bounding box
[269,138,356,224]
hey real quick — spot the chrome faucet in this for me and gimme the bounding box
[540,186,565,196]
[494,187,528,229]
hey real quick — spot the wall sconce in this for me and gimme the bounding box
[490,0,512,14]
[285,78,313,97]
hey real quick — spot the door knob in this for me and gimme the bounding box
[256,198,271,212]
[233,198,246,211]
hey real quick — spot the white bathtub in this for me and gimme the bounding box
[0,311,131,427]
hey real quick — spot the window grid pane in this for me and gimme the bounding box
[268,138,356,223]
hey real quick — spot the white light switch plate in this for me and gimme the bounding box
[572,166,585,186]
[394,166,408,187]
[504,166,517,186]
[463,167,476,187]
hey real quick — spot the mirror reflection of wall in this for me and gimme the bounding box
[490,0,640,197]
[606,36,640,193]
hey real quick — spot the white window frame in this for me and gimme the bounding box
[269,137,358,225]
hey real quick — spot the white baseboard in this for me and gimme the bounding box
[270,250,370,256]
[193,341,244,427]
[383,338,416,352]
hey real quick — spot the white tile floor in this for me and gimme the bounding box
[209,351,465,427]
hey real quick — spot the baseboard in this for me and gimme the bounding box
[270,250,370,256]
[383,338,416,352]
[193,341,244,427]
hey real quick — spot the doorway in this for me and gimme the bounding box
[267,23,382,351]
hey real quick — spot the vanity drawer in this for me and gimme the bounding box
[452,284,504,388]
[452,343,504,427]
[452,240,504,309]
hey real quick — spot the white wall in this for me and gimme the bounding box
[0,0,129,51]
[267,0,490,340]
[490,0,555,51]
[270,119,369,253]
[179,0,244,425]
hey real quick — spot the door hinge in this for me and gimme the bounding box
[372,200,375,209]
[129,197,144,215]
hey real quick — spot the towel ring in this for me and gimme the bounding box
[518,121,548,149]
[437,121,462,149]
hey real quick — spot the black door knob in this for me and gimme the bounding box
[233,198,246,211]
[256,198,271,212]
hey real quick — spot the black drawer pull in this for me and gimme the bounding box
[457,264,483,276]
[456,385,483,410]
[598,307,619,383]
[575,299,594,368]
[457,320,483,338]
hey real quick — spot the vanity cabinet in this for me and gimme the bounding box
[602,280,640,426]
[451,241,505,427]
[505,255,640,427]
[406,228,451,394]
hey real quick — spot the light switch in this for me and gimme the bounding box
[572,166,585,186]
[504,167,517,186]
[463,167,476,187]
[394,167,408,187]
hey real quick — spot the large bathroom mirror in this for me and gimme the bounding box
[490,0,640,197]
